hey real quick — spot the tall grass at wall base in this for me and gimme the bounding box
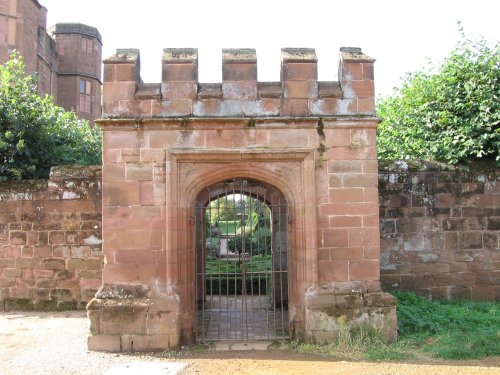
[394,292,499,360]
[292,292,499,361]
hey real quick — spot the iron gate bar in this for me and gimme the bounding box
[195,179,289,341]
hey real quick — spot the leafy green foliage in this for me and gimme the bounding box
[205,237,220,257]
[0,53,101,181]
[206,254,272,275]
[252,227,272,255]
[238,211,260,233]
[377,29,499,164]
[227,234,254,255]
[226,228,271,256]
[208,197,237,222]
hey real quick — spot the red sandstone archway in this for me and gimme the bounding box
[165,152,316,344]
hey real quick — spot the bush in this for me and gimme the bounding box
[377,28,499,164]
[252,228,272,256]
[394,292,499,359]
[0,53,101,181]
[205,237,220,258]
[227,234,253,255]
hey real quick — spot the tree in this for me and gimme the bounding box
[208,196,239,223]
[0,53,101,181]
[377,29,499,164]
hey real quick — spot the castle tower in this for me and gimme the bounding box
[50,23,102,123]
[0,0,44,73]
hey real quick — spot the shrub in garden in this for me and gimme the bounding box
[0,53,101,181]
[377,29,499,164]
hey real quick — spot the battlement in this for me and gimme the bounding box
[102,47,376,119]
[49,23,102,44]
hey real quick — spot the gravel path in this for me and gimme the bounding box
[1,311,498,375]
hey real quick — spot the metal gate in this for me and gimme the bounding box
[195,179,289,341]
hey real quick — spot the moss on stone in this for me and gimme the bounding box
[4,298,34,311]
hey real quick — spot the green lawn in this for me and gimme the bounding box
[206,254,272,274]
[204,255,272,295]
[217,221,239,236]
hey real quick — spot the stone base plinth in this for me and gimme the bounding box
[305,282,397,344]
[86,284,180,352]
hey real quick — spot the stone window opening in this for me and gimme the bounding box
[79,79,92,113]
[80,36,93,54]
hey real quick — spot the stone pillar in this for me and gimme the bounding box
[222,48,258,100]
[87,49,181,352]
[102,48,140,117]
[304,47,396,344]
[160,48,198,116]
[338,47,376,115]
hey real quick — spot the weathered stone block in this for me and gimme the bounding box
[305,286,397,344]
[10,231,26,245]
[316,281,367,296]
[35,278,56,288]
[306,290,363,310]
[49,289,72,301]
[88,335,121,352]
[460,231,483,249]
[4,298,33,310]
[99,302,148,335]
[121,334,175,352]
[363,292,396,307]
[40,258,66,270]
[2,268,21,278]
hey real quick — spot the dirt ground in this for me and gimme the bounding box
[1,311,498,375]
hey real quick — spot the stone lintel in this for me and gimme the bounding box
[95,116,380,130]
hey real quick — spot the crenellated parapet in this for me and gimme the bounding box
[102,47,376,119]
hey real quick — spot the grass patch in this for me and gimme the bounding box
[395,292,499,360]
[292,322,395,360]
[205,255,272,295]
[292,292,499,361]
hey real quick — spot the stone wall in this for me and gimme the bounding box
[379,161,499,301]
[1,160,498,313]
[0,166,103,311]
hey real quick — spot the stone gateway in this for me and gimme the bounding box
[87,47,397,351]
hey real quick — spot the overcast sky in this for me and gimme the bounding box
[40,0,499,97]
